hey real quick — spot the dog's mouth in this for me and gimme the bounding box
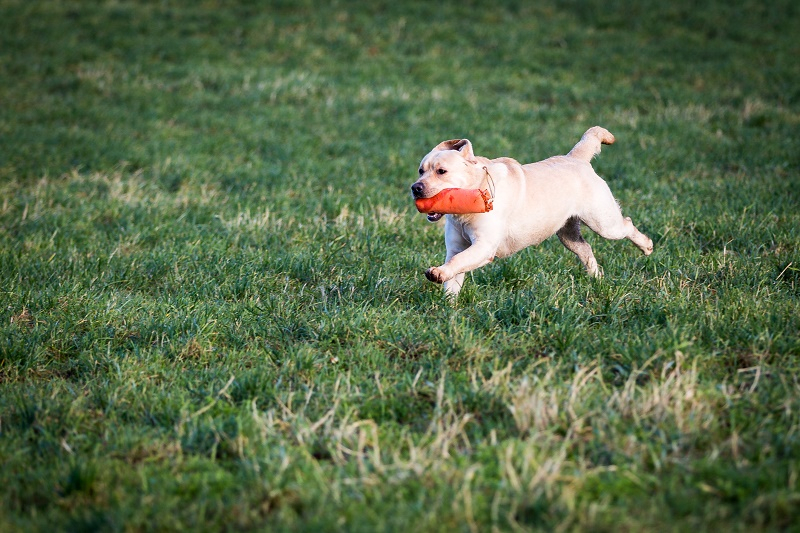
[414,191,444,222]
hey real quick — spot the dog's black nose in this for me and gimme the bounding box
[411,182,424,197]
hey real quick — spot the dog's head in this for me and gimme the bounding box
[411,139,483,222]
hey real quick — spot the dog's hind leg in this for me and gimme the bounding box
[557,216,601,277]
[620,217,654,255]
[582,210,654,256]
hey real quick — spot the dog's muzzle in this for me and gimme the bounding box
[411,182,443,222]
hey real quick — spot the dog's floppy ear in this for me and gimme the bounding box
[433,139,476,162]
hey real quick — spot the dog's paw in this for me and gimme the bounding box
[425,267,447,284]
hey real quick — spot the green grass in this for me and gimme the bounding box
[1,0,799,530]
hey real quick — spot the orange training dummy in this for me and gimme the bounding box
[414,188,493,216]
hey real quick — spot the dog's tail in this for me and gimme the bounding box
[567,126,615,162]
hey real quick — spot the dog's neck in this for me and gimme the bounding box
[480,166,496,200]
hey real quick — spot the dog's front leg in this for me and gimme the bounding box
[425,240,497,288]
[443,273,466,298]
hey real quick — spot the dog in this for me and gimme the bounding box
[410,126,653,297]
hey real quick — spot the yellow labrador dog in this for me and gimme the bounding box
[411,126,653,297]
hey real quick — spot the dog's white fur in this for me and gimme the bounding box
[411,126,653,297]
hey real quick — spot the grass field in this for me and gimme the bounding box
[1,0,799,530]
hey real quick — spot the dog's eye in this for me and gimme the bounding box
[418,168,424,175]
[437,168,447,175]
